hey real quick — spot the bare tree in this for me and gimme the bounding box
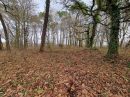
[40,0,50,52]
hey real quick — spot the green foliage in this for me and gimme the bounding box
[38,11,52,22]
[95,14,100,23]
[96,0,103,9]
[69,0,88,15]
[96,0,107,11]
[57,11,68,18]
[39,12,45,18]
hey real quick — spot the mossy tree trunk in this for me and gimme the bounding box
[107,2,120,58]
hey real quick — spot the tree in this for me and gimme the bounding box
[0,13,10,50]
[106,0,120,58]
[0,0,36,49]
[40,0,50,52]
[88,0,100,48]
[0,34,3,50]
[96,0,130,58]
[69,0,100,48]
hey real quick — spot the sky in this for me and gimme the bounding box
[35,0,91,13]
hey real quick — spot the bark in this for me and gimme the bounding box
[15,21,20,48]
[33,25,38,47]
[0,13,10,51]
[62,30,65,46]
[89,19,97,48]
[24,22,28,49]
[69,32,72,46]
[125,40,130,48]
[40,0,50,52]
[120,23,128,47]
[0,34,3,50]
[107,2,120,58]
[100,32,105,48]
[85,28,90,48]
[79,40,82,47]
[86,32,90,47]
[120,32,126,47]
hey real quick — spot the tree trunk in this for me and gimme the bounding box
[89,21,97,48]
[24,22,28,49]
[15,21,20,48]
[120,23,128,47]
[120,33,126,47]
[107,3,120,58]
[85,29,90,48]
[0,13,10,51]
[40,0,50,52]
[62,30,65,46]
[0,34,3,50]
[100,32,105,48]
[88,10,99,48]
[125,40,130,48]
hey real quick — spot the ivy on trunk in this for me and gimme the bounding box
[107,2,120,58]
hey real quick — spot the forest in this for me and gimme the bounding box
[0,0,130,97]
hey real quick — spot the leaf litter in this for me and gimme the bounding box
[0,48,130,97]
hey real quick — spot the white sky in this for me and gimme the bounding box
[36,0,92,12]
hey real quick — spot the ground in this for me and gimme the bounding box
[0,48,130,97]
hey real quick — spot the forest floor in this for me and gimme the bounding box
[0,48,130,97]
